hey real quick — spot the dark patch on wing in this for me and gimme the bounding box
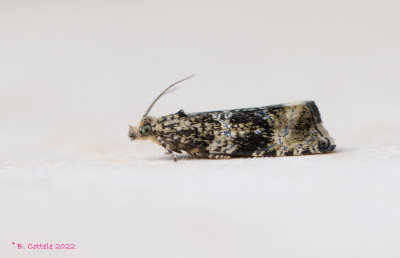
[176,109,187,117]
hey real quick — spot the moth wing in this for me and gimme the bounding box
[205,101,335,157]
[158,112,218,156]
[158,101,335,158]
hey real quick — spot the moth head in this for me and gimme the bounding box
[128,126,140,141]
[128,74,195,142]
[128,117,156,141]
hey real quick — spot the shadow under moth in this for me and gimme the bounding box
[128,75,335,161]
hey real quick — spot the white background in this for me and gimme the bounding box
[1,1,400,257]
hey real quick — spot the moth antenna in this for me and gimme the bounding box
[142,74,196,118]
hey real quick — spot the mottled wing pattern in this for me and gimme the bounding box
[155,101,335,158]
[155,110,218,157]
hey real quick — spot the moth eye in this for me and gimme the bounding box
[140,124,152,136]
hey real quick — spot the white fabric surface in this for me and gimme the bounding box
[1,1,400,257]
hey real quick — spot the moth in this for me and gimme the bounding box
[128,75,335,161]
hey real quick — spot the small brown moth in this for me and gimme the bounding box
[129,76,335,161]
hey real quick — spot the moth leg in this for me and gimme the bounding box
[186,148,201,158]
[157,137,177,162]
[186,151,197,158]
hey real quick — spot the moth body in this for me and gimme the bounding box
[129,97,335,161]
[128,75,335,161]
